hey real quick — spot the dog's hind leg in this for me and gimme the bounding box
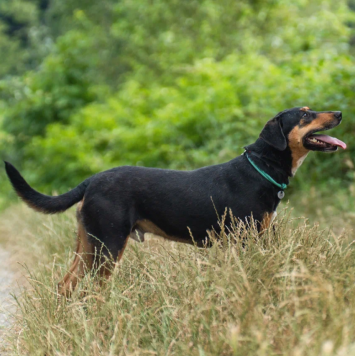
[89,222,131,281]
[95,233,130,282]
[58,201,94,297]
[80,202,132,283]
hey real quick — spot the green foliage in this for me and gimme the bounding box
[23,52,355,191]
[110,0,352,80]
[0,0,354,195]
[0,0,41,77]
[1,29,105,155]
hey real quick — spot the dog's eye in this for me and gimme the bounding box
[302,113,307,118]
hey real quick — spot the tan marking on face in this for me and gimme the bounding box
[300,107,310,111]
[288,126,310,175]
[288,113,335,175]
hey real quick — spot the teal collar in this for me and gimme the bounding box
[244,152,287,190]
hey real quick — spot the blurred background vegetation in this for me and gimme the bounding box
[0,0,355,209]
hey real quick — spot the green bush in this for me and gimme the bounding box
[25,52,355,191]
[0,0,354,196]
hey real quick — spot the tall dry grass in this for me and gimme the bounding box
[1,204,355,355]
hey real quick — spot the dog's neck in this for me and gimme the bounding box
[244,138,295,184]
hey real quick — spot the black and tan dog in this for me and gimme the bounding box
[5,107,346,295]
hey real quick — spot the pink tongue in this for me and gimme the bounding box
[314,135,347,149]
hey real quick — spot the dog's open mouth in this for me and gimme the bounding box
[304,133,347,152]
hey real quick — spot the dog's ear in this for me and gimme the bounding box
[259,112,287,151]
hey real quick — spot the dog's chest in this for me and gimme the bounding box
[292,153,308,176]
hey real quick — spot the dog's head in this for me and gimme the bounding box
[259,106,346,174]
[260,107,346,152]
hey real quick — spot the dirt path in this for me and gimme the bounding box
[0,249,18,353]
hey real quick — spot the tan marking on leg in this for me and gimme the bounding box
[260,212,272,232]
[117,236,129,263]
[77,197,84,212]
[260,211,278,233]
[99,235,130,282]
[58,201,93,297]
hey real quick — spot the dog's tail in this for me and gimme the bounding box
[4,161,90,214]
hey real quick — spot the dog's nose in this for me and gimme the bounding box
[334,111,342,121]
